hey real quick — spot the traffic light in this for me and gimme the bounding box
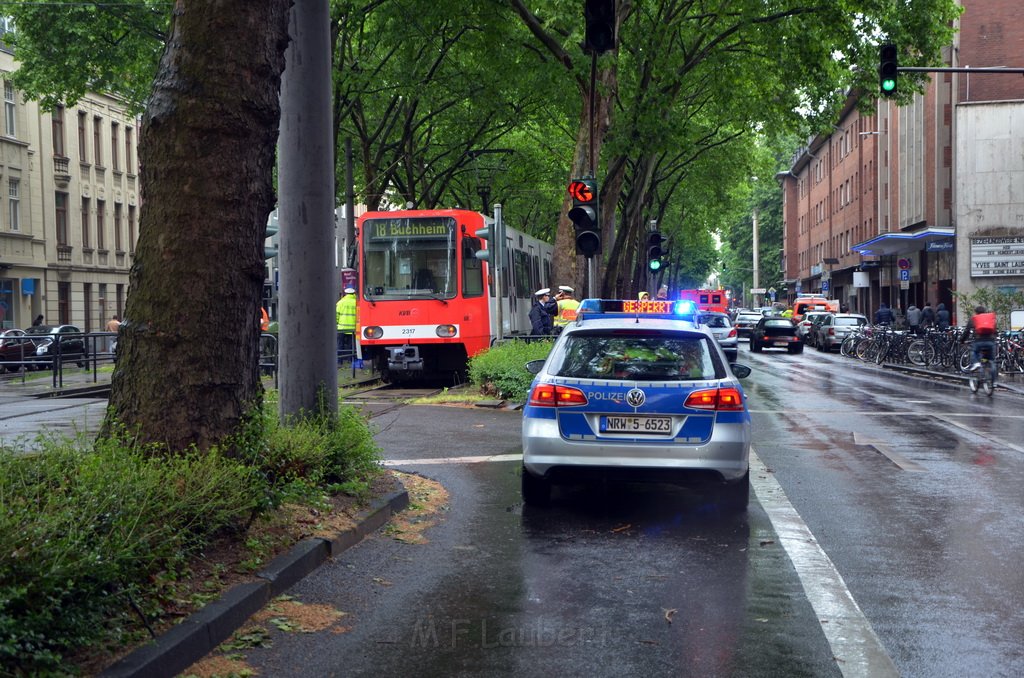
[584,0,616,55]
[475,224,495,262]
[879,43,898,97]
[647,231,664,271]
[568,178,601,257]
[264,209,279,259]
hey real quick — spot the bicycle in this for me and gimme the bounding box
[968,344,996,396]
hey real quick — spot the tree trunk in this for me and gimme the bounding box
[104,0,291,453]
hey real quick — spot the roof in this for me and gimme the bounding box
[851,227,954,256]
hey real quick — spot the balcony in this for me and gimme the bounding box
[57,244,72,262]
[53,156,71,187]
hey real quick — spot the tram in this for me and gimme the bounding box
[356,209,553,381]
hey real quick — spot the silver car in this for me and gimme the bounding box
[815,313,868,351]
[698,311,738,361]
[521,299,752,509]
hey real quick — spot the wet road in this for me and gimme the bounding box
[239,350,1024,678]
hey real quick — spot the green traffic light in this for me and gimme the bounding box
[648,259,662,272]
[881,78,896,93]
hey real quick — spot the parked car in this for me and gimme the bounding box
[25,325,89,367]
[0,329,35,372]
[749,317,803,354]
[797,311,832,346]
[698,311,738,361]
[733,311,764,339]
[814,313,869,352]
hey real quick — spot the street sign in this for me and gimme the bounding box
[768,286,776,294]
[750,287,766,294]
[898,258,912,270]
[770,291,776,302]
[821,280,830,292]
[900,280,910,290]
[899,269,910,281]
[567,180,594,202]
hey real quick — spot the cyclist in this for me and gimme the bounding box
[967,305,998,372]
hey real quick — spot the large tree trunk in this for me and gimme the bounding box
[104,0,291,453]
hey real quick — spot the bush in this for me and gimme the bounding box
[0,399,383,675]
[468,338,554,400]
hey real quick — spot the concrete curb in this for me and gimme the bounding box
[100,482,410,678]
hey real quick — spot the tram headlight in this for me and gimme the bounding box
[435,324,457,338]
[363,326,383,340]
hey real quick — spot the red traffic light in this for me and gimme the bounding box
[568,180,594,202]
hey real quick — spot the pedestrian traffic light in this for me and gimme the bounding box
[583,0,616,55]
[647,231,664,271]
[879,43,898,97]
[568,178,601,257]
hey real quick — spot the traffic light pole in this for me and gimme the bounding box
[494,203,504,343]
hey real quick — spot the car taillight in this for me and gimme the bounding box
[684,387,745,411]
[728,328,737,338]
[528,383,588,407]
[828,328,835,335]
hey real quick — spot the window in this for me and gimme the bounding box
[553,332,719,381]
[8,178,19,232]
[58,282,71,325]
[111,122,120,172]
[55,192,68,245]
[3,81,15,137]
[81,197,90,248]
[93,116,102,166]
[77,111,87,161]
[125,126,134,174]
[96,199,105,249]
[462,237,484,297]
[361,217,457,300]
[52,105,65,157]
[127,205,136,253]
[83,283,93,333]
[114,203,122,251]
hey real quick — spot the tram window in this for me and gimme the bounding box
[463,237,484,297]
[514,250,531,298]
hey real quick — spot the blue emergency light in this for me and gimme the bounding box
[577,299,699,323]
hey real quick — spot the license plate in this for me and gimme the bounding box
[600,415,672,433]
[773,341,790,347]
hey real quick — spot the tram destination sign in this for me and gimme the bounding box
[970,236,1024,278]
[366,218,453,240]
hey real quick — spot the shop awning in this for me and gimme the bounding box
[851,227,955,257]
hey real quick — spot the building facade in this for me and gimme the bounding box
[778,0,1024,325]
[0,47,139,333]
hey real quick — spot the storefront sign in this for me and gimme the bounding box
[927,239,954,252]
[970,236,1024,277]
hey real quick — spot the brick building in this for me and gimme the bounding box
[777,1,1024,324]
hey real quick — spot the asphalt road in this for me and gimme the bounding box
[233,348,1024,678]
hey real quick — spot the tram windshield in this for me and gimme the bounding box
[362,217,458,300]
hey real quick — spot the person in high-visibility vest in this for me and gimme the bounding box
[336,287,357,363]
[553,286,580,330]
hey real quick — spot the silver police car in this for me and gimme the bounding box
[521,299,752,509]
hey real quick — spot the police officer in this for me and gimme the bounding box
[336,286,357,363]
[529,288,554,335]
[554,286,580,331]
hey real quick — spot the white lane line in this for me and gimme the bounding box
[750,449,899,678]
[941,417,1024,455]
[383,453,523,466]
[749,409,1024,419]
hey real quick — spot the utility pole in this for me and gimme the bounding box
[278,0,337,421]
[752,206,760,306]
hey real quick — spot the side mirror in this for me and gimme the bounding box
[525,359,546,375]
[730,363,751,379]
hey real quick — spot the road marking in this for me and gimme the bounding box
[851,432,926,472]
[941,417,1024,455]
[748,409,1024,419]
[750,449,899,678]
[384,452,522,466]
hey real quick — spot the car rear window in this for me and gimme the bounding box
[764,319,793,328]
[552,332,719,381]
[700,315,730,328]
[836,317,865,326]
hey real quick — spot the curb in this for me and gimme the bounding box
[100,482,410,678]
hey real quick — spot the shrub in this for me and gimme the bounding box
[468,338,554,400]
[0,398,383,675]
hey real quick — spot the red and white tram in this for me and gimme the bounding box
[356,209,553,381]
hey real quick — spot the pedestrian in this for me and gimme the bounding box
[935,302,950,330]
[874,302,894,326]
[259,307,269,332]
[638,292,651,301]
[529,288,554,336]
[905,304,922,334]
[106,315,122,352]
[336,287,357,363]
[553,286,580,331]
[921,302,935,328]
[32,314,43,326]
[656,285,669,300]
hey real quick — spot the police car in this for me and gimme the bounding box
[521,299,752,509]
